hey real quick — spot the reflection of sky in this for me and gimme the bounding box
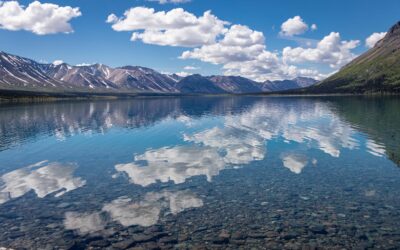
[116,100,384,186]
[116,146,226,186]
[0,161,86,204]
[64,212,106,235]
[103,196,161,227]
[184,126,266,164]
[0,99,391,208]
[187,102,362,164]
[64,190,203,235]
[365,139,386,157]
[281,153,308,174]
[103,190,203,227]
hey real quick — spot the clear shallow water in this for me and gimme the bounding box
[0,96,399,249]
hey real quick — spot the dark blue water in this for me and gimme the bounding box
[0,96,399,249]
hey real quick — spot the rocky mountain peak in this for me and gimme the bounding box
[377,21,400,47]
[388,21,400,36]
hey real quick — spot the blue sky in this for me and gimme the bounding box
[0,0,399,81]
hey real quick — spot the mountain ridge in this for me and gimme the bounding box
[0,50,317,95]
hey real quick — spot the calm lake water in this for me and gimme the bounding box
[0,96,399,249]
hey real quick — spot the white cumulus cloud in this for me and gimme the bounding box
[107,7,358,81]
[181,24,266,64]
[107,7,228,47]
[52,60,64,66]
[365,32,386,48]
[147,0,191,4]
[183,66,199,70]
[311,24,317,31]
[175,71,191,77]
[182,24,328,81]
[283,32,360,68]
[76,63,94,67]
[0,1,81,35]
[280,16,308,36]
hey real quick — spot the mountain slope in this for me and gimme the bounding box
[47,64,178,92]
[311,21,400,93]
[45,63,118,90]
[106,66,178,93]
[0,52,179,93]
[0,51,318,95]
[178,74,227,94]
[0,52,68,91]
[262,77,318,92]
[208,75,262,93]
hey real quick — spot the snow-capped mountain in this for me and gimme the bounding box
[105,66,178,93]
[0,51,318,94]
[45,63,118,89]
[0,52,68,91]
[46,63,178,92]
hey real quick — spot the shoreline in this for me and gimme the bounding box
[1,89,399,103]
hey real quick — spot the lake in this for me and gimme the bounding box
[0,96,399,249]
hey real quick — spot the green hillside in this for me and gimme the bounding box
[310,21,400,93]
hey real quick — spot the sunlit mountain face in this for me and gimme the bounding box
[0,96,400,248]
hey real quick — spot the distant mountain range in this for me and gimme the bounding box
[2,20,400,96]
[309,21,400,93]
[0,51,318,95]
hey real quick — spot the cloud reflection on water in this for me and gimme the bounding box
[115,146,226,186]
[0,161,86,204]
[366,139,386,157]
[116,100,372,186]
[64,212,106,235]
[64,190,203,235]
[281,153,308,174]
[0,98,392,208]
[184,126,266,165]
